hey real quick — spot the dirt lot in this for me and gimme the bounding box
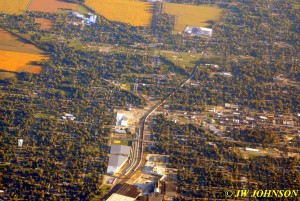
[29,0,78,12]
[34,18,53,30]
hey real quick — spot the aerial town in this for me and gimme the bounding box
[0,0,299,200]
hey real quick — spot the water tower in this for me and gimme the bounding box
[18,139,23,147]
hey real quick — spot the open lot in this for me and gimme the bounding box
[28,0,78,13]
[0,29,48,74]
[34,18,53,30]
[160,50,202,70]
[0,0,30,14]
[84,0,153,26]
[162,3,223,32]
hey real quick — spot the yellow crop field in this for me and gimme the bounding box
[84,0,153,26]
[162,3,223,32]
[0,0,30,14]
[0,50,47,74]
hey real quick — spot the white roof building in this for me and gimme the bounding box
[116,113,129,127]
[115,129,126,134]
[184,25,213,37]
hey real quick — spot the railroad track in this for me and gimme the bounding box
[119,7,229,181]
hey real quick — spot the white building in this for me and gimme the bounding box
[115,129,126,135]
[116,113,129,127]
[18,139,23,147]
[84,14,97,24]
[245,147,259,152]
[184,25,213,37]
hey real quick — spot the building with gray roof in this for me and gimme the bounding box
[110,144,131,156]
[106,144,131,174]
[107,155,128,174]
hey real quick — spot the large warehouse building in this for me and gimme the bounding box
[107,145,131,174]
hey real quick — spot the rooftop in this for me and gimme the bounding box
[110,144,131,156]
[108,154,128,167]
[106,193,135,201]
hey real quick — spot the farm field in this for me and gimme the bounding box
[0,29,43,54]
[0,0,30,14]
[34,18,53,30]
[0,50,45,73]
[0,29,48,74]
[28,0,78,13]
[162,3,223,32]
[84,0,153,26]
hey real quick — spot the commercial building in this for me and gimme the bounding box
[110,144,131,156]
[107,155,129,174]
[106,184,142,201]
[184,25,213,37]
[116,113,129,127]
[106,145,131,174]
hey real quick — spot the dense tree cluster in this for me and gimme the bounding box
[151,115,300,198]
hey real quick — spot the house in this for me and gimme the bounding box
[61,113,76,120]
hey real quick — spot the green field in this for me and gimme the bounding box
[160,50,202,70]
[162,3,223,32]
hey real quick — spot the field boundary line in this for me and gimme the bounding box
[26,0,32,11]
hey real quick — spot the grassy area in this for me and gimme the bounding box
[34,112,54,118]
[84,0,153,26]
[0,29,44,54]
[0,72,16,80]
[162,3,223,32]
[160,51,202,70]
[120,83,131,92]
[112,140,129,146]
[92,185,110,200]
[67,39,84,50]
[77,5,91,14]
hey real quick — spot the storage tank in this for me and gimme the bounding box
[18,139,23,147]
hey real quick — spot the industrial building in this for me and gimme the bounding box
[116,113,129,127]
[106,184,142,201]
[107,144,131,174]
[184,25,213,37]
[107,155,129,174]
[70,12,97,25]
[110,144,131,156]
